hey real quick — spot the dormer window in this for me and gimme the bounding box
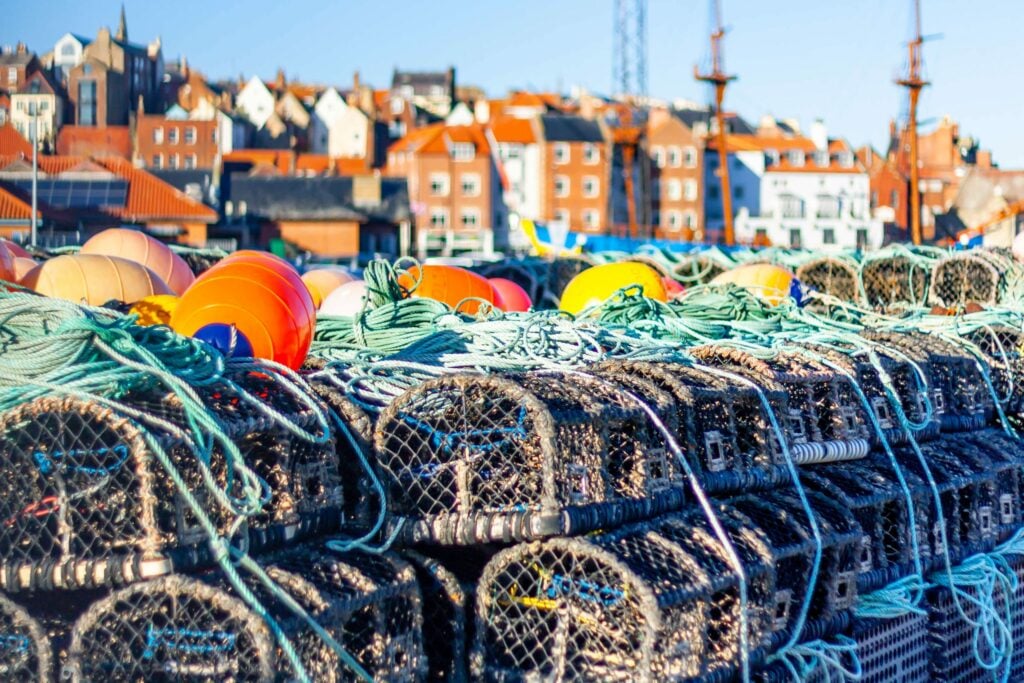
[788,150,805,166]
[838,151,854,168]
[765,149,780,166]
[814,151,829,167]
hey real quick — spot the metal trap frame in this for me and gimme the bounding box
[859,251,933,310]
[796,256,863,305]
[402,551,469,682]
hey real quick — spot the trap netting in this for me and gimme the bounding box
[862,330,994,434]
[796,256,863,305]
[403,551,468,682]
[543,256,596,308]
[928,249,1024,309]
[589,360,787,493]
[372,371,687,545]
[168,245,228,276]
[0,371,341,592]
[859,248,935,310]
[65,547,425,682]
[956,322,1024,418]
[477,260,542,308]
[689,345,872,466]
[0,591,52,681]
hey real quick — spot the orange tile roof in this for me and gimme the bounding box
[295,154,332,173]
[97,157,218,223]
[388,123,445,154]
[489,116,535,144]
[55,126,132,158]
[334,157,372,175]
[707,133,817,153]
[0,184,31,221]
[398,123,491,155]
[0,124,31,156]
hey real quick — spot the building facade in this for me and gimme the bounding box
[538,115,609,234]
[648,108,703,240]
[136,108,220,170]
[9,70,63,150]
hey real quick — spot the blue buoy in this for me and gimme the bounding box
[193,323,254,358]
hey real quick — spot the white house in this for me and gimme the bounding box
[733,123,883,251]
[310,88,372,159]
[490,116,541,227]
[189,99,248,155]
[235,76,275,129]
[52,33,91,81]
[10,71,62,150]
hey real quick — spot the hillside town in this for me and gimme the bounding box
[1,6,1021,262]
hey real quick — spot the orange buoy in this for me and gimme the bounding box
[301,267,356,309]
[21,254,172,305]
[80,228,195,295]
[11,257,37,282]
[223,250,293,268]
[171,260,314,369]
[489,277,532,312]
[398,264,495,314]
[0,240,30,259]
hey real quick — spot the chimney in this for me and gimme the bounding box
[648,107,670,130]
[810,118,828,151]
[15,42,26,55]
[447,66,456,101]
[977,149,993,169]
[353,70,361,93]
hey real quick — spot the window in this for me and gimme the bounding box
[553,209,570,225]
[554,175,569,198]
[153,127,164,144]
[652,146,665,168]
[460,173,480,197]
[6,67,15,84]
[870,191,878,208]
[822,228,836,245]
[450,142,474,161]
[185,126,197,144]
[169,154,180,169]
[788,150,805,166]
[734,186,744,199]
[583,210,600,229]
[151,154,163,168]
[500,143,521,161]
[765,149,780,166]
[814,151,830,167]
[61,43,76,56]
[666,210,682,230]
[683,211,696,229]
[460,209,480,229]
[211,128,218,144]
[78,80,97,126]
[817,195,840,219]
[890,190,899,209]
[184,154,197,169]
[667,146,681,168]
[780,195,804,219]
[708,185,720,200]
[39,99,48,111]
[583,176,600,198]
[789,228,802,248]
[666,179,682,201]
[390,98,404,115]
[856,228,868,250]
[838,152,854,168]
[755,227,768,243]
[553,143,569,164]
[168,128,179,144]
[684,179,698,201]
[429,173,450,197]
[683,146,698,168]
[429,208,449,229]
[583,143,599,165]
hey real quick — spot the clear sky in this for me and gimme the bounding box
[6,1,1024,166]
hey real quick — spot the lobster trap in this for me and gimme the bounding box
[957,322,1024,418]
[65,547,425,682]
[373,371,687,545]
[690,346,872,466]
[859,250,933,310]
[590,360,786,493]
[796,256,862,305]
[472,506,778,682]
[544,256,595,307]
[477,260,542,308]
[0,373,342,592]
[928,250,1022,309]
[672,253,728,286]
[0,591,53,681]
[403,551,469,682]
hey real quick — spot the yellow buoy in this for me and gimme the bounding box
[21,254,173,305]
[129,294,179,326]
[711,263,796,305]
[559,262,667,315]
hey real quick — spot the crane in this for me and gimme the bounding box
[695,0,737,245]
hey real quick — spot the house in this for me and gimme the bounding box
[732,122,882,252]
[490,115,542,226]
[857,145,907,239]
[136,106,220,170]
[387,122,504,256]
[944,168,1024,247]
[187,99,251,156]
[0,153,217,244]
[66,9,164,126]
[9,70,63,151]
[0,90,9,125]
[310,88,376,160]
[538,114,609,234]
[0,44,40,92]
[391,67,456,118]
[56,125,132,158]
[52,33,92,82]
[235,76,275,129]
[647,107,705,240]
[224,174,411,258]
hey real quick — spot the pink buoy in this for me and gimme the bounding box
[319,280,369,317]
[488,277,532,312]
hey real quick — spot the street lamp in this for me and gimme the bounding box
[28,102,38,247]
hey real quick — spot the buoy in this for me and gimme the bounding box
[319,280,369,317]
[80,228,195,295]
[193,323,254,358]
[11,257,37,282]
[170,259,313,370]
[0,240,30,259]
[129,294,179,326]
[559,262,667,315]
[22,254,172,305]
[489,277,532,312]
[301,267,356,309]
[662,276,685,299]
[398,264,495,314]
[0,241,16,282]
[711,263,798,306]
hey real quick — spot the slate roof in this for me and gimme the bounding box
[540,115,603,143]
[227,175,410,224]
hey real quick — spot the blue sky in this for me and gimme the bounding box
[7,1,1024,165]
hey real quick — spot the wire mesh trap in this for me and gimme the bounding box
[859,250,933,310]
[402,551,468,682]
[65,547,426,682]
[957,323,1024,418]
[0,591,53,681]
[472,505,778,682]
[373,371,687,545]
[543,256,596,308]
[0,377,342,592]
[796,256,862,305]
[689,346,872,466]
[589,359,786,493]
[672,254,727,286]
[477,261,541,308]
[928,250,1020,309]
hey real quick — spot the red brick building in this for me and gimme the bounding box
[647,108,704,240]
[857,145,907,237]
[538,114,609,234]
[136,114,219,170]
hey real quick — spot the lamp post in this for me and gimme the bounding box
[29,102,38,247]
